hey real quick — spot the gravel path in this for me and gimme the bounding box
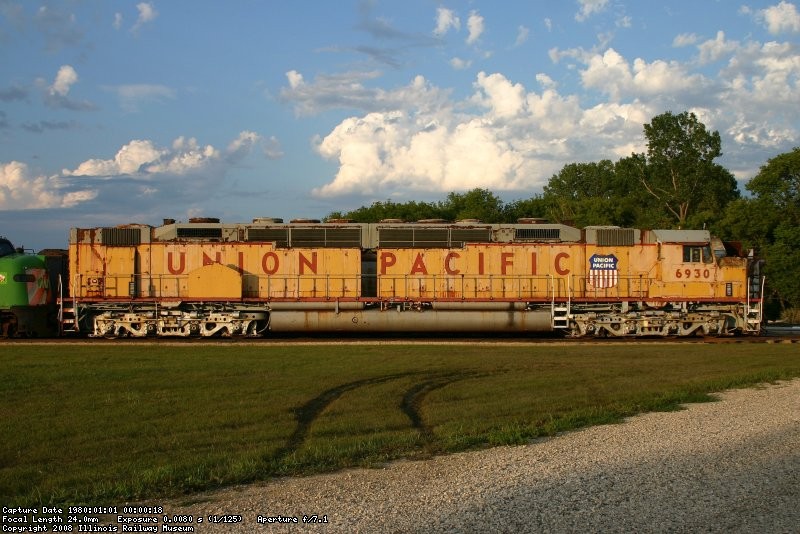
[162,380,800,533]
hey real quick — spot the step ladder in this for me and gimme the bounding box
[58,275,79,334]
[59,305,78,334]
[744,276,765,334]
[550,274,571,330]
[552,305,570,329]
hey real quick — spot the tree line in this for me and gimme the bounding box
[327,111,800,317]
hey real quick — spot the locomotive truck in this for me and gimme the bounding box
[61,218,764,338]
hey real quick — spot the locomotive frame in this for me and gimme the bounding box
[62,218,764,338]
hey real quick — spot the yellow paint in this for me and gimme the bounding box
[69,237,750,301]
[187,263,241,299]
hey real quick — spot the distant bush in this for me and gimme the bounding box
[780,308,800,324]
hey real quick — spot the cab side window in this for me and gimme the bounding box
[683,245,702,263]
[682,245,714,264]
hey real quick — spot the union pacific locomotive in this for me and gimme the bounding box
[61,218,764,338]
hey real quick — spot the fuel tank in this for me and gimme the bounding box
[268,308,553,333]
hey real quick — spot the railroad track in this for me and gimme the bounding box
[4,333,798,345]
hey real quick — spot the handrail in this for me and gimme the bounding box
[67,272,751,303]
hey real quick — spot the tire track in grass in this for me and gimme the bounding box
[400,372,494,444]
[273,372,423,462]
[273,370,500,466]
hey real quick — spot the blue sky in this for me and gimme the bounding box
[1,0,799,248]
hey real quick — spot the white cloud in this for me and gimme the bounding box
[29,131,265,218]
[697,31,739,64]
[146,137,220,175]
[226,131,262,161]
[312,110,530,197]
[65,131,261,178]
[450,57,472,70]
[113,12,123,30]
[466,11,484,45]
[307,71,654,199]
[575,0,609,22]
[535,73,557,89]
[514,26,530,47]
[759,1,800,34]
[548,45,592,65]
[544,18,553,32]
[132,2,157,32]
[433,7,460,36]
[0,161,97,210]
[281,70,451,117]
[108,84,175,112]
[285,25,799,203]
[137,3,157,24]
[716,40,800,150]
[597,31,614,50]
[286,70,304,89]
[50,65,77,97]
[673,33,699,47]
[263,136,284,160]
[61,190,99,208]
[67,139,166,176]
[578,48,710,102]
[473,72,527,119]
[43,65,95,111]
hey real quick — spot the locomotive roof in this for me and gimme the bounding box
[647,229,711,244]
[69,220,714,248]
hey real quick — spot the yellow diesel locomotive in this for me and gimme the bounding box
[64,218,764,338]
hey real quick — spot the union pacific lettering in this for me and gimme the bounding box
[379,249,572,276]
[158,246,572,277]
[161,246,335,276]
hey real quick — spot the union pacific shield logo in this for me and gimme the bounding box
[589,254,618,289]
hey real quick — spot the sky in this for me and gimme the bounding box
[1,0,799,249]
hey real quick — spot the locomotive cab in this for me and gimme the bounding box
[0,237,56,337]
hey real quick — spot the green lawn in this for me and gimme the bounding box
[2,342,798,505]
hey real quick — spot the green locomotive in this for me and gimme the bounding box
[0,236,55,337]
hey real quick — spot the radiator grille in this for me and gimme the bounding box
[379,227,492,247]
[450,229,492,246]
[247,228,289,246]
[514,228,560,241]
[176,227,222,239]
[292,228,362,247]
[247,227,361,247]
[597,228,635,246]
[101,228,141,246]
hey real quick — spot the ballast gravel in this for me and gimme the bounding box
[166,380,800,533]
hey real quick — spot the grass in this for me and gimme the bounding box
[1,341,799,506]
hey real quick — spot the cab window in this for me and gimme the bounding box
[683,245,713,263]
[683,246,701,262]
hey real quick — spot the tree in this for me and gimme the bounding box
[744,147,800,218]
[712,198,773,251]
[502,196,548,222]
[438,188,504,222]
[614,154,667,228]
[637,111,739,228]
[738,147,800,311]
[543,160,639,227]
[763,225,800,310]
[328,199,440,222]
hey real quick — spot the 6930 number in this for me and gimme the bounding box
[675,268,710,279]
